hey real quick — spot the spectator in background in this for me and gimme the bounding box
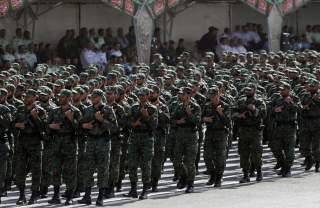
[116,27,129,51]
[57,30,72,59]
[220,27,232,41]
[15,45,29,73]
[12,28,24,50]
[110,42,122,58]
[305,25,313,44]
[105,27,115,46]
[199,26,218,54]
[76,27,90,55]
[126,26,136,47]
[95,45,107,71]
[216,37,231,59]
[95,28,106,49]
[235,39,247,54]
[0,29,9,48]
[176,38,186,58]
[2,44,15,63]
[37,43,52,63]
[167,40,176,65]
[80,42,96,69]
[22,30,33,46]
[89,28,96,45]
[231,25,242,40]
[25,43,38,70]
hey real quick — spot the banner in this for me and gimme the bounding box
[10,0,23,10]
[124,0,135,16]
[153,0,165,16]
[111,0,123,9]
[258,0,267,14]
[0,0,9,16]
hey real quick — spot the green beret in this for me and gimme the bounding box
[58,89,72,97]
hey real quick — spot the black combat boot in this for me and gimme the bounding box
[123,182,138,198]
[48,185,61,204]
[283,166,292,177]
[206,172,216,186]
[177,176,186,189]
[16,185,26,205]
[185,182,194,193]
[249,166,256,177]
[256,167,263,182]
[27,190,39,205]
[96,188,104,206]
[73,186,82,198]
[239,171,250,183]
[40,186,48,198]
[116,180,122,192]
[214,174,223,187]
[78,187,92,205]
[151,178,159,192]
[64,189,74,205]
[305,156,314,171]
[315,162,320,172]
[139,185,149,200]
[173,171,179,182]
[105,185,115,199]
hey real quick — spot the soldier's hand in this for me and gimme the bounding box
[141,107,149,117]
[176,118,186,124]
[284,96,292,104]
[274,106,283,113]
[49,123,61,130]
[186,106,192,115]
[303,105,310,110]
[15,122,25,129]
[239,112,247,119]
[95,111,104,122]
[247,104,256,111]
[65,110,74,121]
[31,108,39,119]
[203,117,213,123]
[82,121,94,130]
[217,105,224,115]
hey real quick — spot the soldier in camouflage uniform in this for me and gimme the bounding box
[0,89,13,204]
[14,89,47,205]
[78,89,117,206]
[299,79,320,172]
[105,86,126,198]
[202,87,231,187]
[149,85,170,192]
[124,87,158,200]
[37,86,57,199]
[233,84,267,183]
[270,82,301,177]
[47,89,82,205]
[171,87,201,193]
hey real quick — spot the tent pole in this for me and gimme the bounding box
[267,6,283,52]
[78,3,82,32]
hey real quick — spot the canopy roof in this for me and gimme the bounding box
[0,0,312,19]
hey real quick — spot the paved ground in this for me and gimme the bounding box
[1,141,318,208]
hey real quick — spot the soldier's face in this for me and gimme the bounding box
[72,94,81,102]
[211,95,220,105]
[59,96,69,105]
[280,88,290,97]
[39,95,50,103]
[24,96,36,105]
[90,95,101,105]
[106,93,115,103]
[139,95,149,103]
[0,96,6,104]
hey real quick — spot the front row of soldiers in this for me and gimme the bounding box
[0,68,320,206]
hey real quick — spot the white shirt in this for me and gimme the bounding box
[2,52,15,63]
[25,52,37,69]
[236,46,247,54]
[231,32,243,40]
[90,36,105,49]
[12,37,24,50]
[216,44,231,58]
[248,31,261,44]
[80,48,97,68]
[96,51,107,70]
[110,50,122,57]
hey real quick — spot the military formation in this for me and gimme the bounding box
[0,49,320,206]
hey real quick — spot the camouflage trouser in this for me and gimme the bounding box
[204,130,228,175]
[118,133,130,184]
[196,125,204,171]
[272,125,296,169]
[77,136,87,189]
[151,131,166,181]
[165,129,176,162]
[15,136,42,191]
[0,142,9,191]
[238,127,263,172]
[83,136,110,188]
[40,140,53,187]
[51,135,77,191]
[128,132,154,185]
[299,129,320,162]
[173,128,198,183]
[109,136,121,186]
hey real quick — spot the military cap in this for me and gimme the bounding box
[38,86,52,96]
[54,79,65,87]
[137,87,150,96]
[26,89,38,97]
[137,73,146,80]
[208,87,219,97]
[115,85,125,95]
[91,89,104,97]
[279,82,291,90]
[0,88,8,97]
[6,84,15,92]
[72,87,85,95]
[16,84,25,92]
[308,79,319,87]
[80,72,89,79]
[81,85,90,93]
[58,89,72,97]
[182,87,193,95]
[107,73,117,80]
[149,85,160,93]
[105,86,117,94]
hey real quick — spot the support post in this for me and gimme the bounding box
[267,6,283,52]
